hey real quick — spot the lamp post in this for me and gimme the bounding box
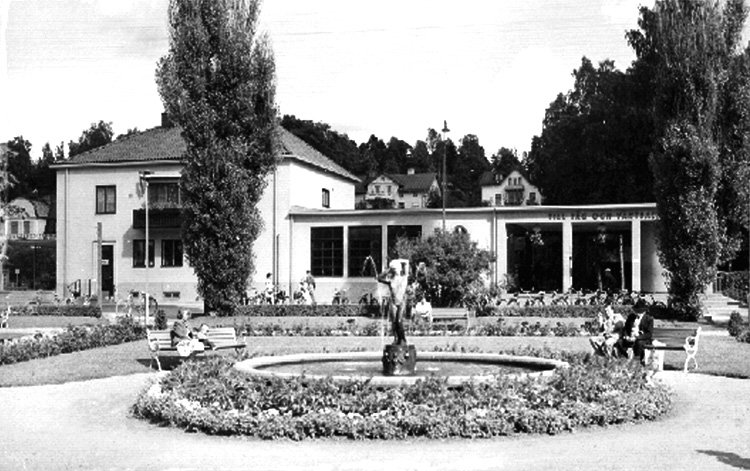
[441,120,450,231]
[139,171,152,326]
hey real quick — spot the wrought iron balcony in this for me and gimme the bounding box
[132,208,183,229]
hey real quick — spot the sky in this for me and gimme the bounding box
[1,0,655,160]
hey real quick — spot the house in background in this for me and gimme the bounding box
[360,171,439,209]
[480,169,542,207]
[54,117,359,305]
[4,196,54,241]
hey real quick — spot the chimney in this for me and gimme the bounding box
[161,112,173,128]
[407,167,415,175]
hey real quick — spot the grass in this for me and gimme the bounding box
[0,315,748,387]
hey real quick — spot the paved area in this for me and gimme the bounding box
[0,371,748,471]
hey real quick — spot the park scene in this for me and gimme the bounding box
[2,0,750,469]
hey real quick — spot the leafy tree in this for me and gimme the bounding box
[68,121,114,157]
[157,0,277,315]
[491,147,522,177]
[4,137,34,200]
[456,134,491,206]
[395,229,494,307]
[526,58,655,205]
[279,115,362,174]
[627,0,750,319]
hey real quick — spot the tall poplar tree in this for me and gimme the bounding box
[156,0,277,315]
[628,0,750,319]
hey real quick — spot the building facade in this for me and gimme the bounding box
[362,172,439,209]
[480,169,542,207]
[55,124,667,308]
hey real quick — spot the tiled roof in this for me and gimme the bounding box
[386,173,438,192]
[61,125,359,183]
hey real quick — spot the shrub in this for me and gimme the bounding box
[13,304,102,318]
[0,316,146,366]
[154,309,168,330]
[727,312,746,337]
[132,351,671,440]
[735,329,750,344]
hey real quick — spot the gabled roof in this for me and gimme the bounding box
[56,125,359,183]
[381,172,437,193]
[479,168,533,187]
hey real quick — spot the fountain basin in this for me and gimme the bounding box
[234,351,568,387]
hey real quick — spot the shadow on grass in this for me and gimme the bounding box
[697,450,750,470]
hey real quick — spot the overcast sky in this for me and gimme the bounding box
[1,0,655,160]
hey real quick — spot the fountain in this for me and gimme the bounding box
[235,257,567,386]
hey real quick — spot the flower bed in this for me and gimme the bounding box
[230,318,590,337]
[0,316,146,365]
[132,348,672,440]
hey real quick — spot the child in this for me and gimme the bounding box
[195,323,215,350]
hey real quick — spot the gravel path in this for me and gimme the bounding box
[0,371,748,471]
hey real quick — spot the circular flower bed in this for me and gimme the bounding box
[132,349,672,440]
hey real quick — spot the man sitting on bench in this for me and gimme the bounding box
[617,299,653,364]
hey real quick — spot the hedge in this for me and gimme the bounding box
[0,316,146,365]
[132,348,672,440]
[10,304,102,318]
[233,304,379,318]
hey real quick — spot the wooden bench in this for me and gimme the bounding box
[428,308,472,328]
[147,327,246,371]
[644,327,701,373]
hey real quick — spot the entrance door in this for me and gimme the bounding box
[102,245,114,299]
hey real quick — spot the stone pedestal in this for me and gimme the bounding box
[382,344,417,376]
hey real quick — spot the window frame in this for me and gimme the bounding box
[96,185,117,214]
[161,239,184,267]
[310,226,343,277]
[133,239,155,268]
[348,225,382,278]
[321,188,330,208]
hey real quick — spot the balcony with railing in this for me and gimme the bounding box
[132,208,183,229]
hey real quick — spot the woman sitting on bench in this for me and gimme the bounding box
[170,309,205,357]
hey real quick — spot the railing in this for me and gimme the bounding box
[132,208,182,229]
[7,233,56,241]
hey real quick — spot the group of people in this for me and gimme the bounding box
[169,309,215,357]
[589,298,654,363]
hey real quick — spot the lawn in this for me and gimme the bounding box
[0,315,747,387]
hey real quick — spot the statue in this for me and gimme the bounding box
[378,259,417,375]
[377,259,409,345]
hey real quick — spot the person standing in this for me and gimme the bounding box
[264,273,274,305]
[305,270,316,306]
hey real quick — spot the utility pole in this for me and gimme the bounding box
[441,120,450,231]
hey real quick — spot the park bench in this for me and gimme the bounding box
[147,327,246,371]
[644,326,701,373]
[428,307,472,328]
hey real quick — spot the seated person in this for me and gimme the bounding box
[589,299,625,357]
[195,323,215,350]
[413,296,433,322]
[616,299,653,363]
[170,309,205,357]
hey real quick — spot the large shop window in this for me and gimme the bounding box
[310,227,343,277]
[133,239,155,268]
[161,239,183,267]
[387,225,422,259]
[96,185,116,214]
[349,226,382,277]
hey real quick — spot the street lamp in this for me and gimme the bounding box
[139,171,153,326]
[441,120,450,231]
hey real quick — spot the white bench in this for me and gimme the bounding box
[147,327,246,371]
[644,327,701,373]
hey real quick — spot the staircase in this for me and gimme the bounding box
[702,293,746,323]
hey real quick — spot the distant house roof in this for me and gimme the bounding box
[55,125,359,183]
[478,168,532,187]
[384,173,437,193]
[8,197,50,219]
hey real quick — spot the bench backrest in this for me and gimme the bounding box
[147,327,241,349]
[652,327,701,346]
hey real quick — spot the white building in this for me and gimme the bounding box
[54,121,667,308]
[362,172,439,209]
[480,169,542,207]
